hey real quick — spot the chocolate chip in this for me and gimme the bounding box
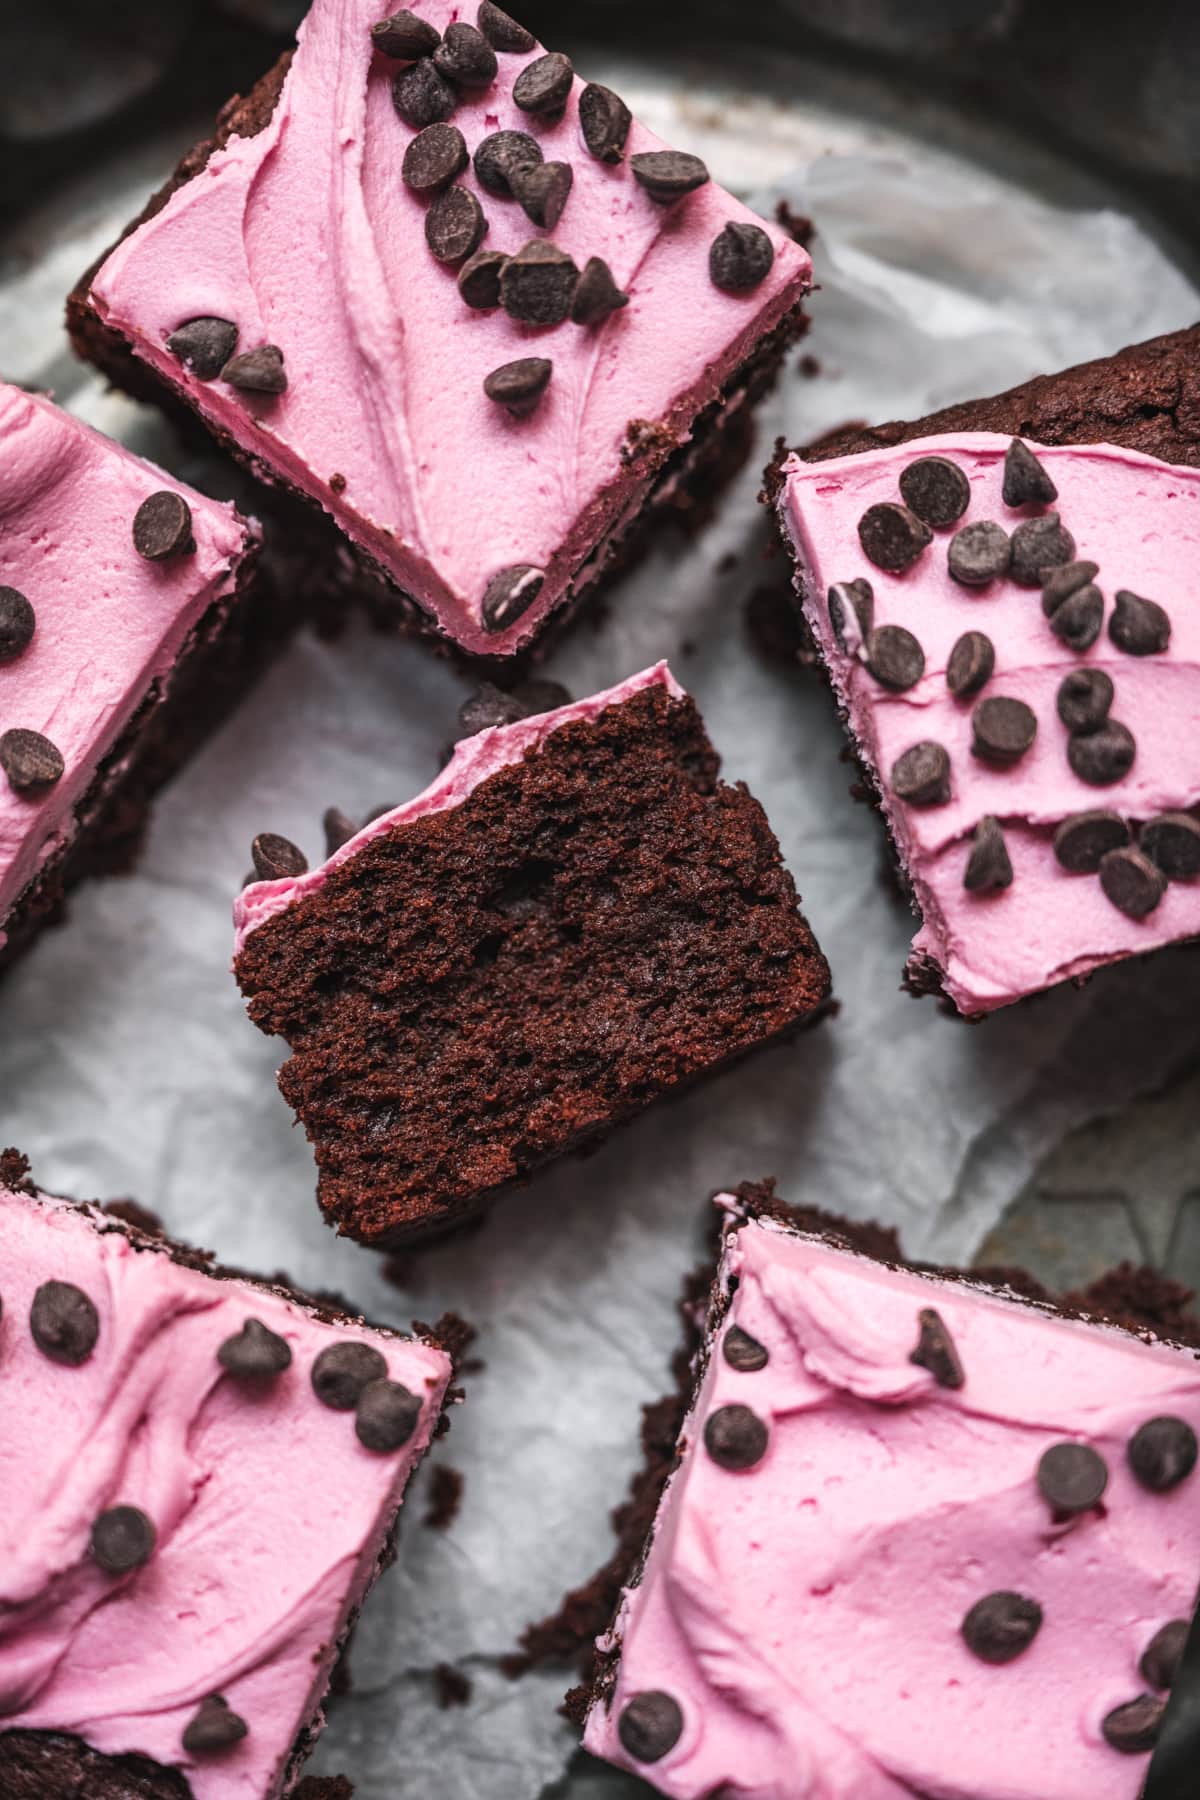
[513,677,572,715]
[1054,811,1130,873]
[947,520,1011,587]
[356,1377,422,1451]
[1002,438,1058,507]
[0,729,64,793]
[1142,1621,1189,1690]
[1101,1695,1165,1755]
[1041,560,1098,614]
[1056,668,1112,733]
[433,21,497,87]
[221,345,287,394]
[392,57,456,127]
[971,696,1037,765]
[961,1592,1042,1664]
[473,129,542,196]
[323,807,357,856]
[510,159,573,229]
[0,588,36,663]
[513,50,574,114]
[618,1692,684,1764]
[866,623,925,690]
[30,1280,99,1365]
[1067,720,1135,786]
[891,741,951,807]
[964,816,1013,892]
[182,1695,249,1755]
[910,1307,965,1388]
[1142,813,1200,880]
[426,185,487,263]
[482,564,545,632]
[371,10,441,58]
[827,578,874,652]
[858,502,933,573]
[500,240,579,324]
[723,1325,769,1372]
[899,456,970,529]
[484,356,552,417]
[251,832,308,881]
[1037,1441,1108,1515]
[477,1,535,52]
[1009,512,1075,586]
[629,150,711,204]
[709,222,775,293]
[1049,583,1104,652]
[571,256,629,327]
[1128,1416,1198,1492]
[579,82,631,162]
[459,250,509,310]
[947,630,994,697]
[132,491,194,562]
[217,1317,292,1379]
[311,1341,388,1410]
[166,315,239,381]
[458,683,529,737]
[704,1403,768,1471]
[402,121,468,193]
[1110,589,1171,656]
[91,1506,156,1574]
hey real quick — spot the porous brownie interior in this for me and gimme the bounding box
[0,1731,191,1799]
[236,687,829,1242]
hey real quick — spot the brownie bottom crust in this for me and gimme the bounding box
[0,1732,354,1800]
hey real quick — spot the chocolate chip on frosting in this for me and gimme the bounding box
[425,185,487,262]
[899,456,970,530]
[132,491,194,562]
[971,696,1037,765]
[1002,438,1058,507]
[1141,813,1200,880]
[579,82,632,162]
[474,129,543,196]
[432,21,498,86]
[1142,1621,1189,1690]
[30,1279,99,1365]
[1009,513,1075,586]
[1053,810,1130,874]
[458,250,509,310]
[1037,1441,1109,1515]
[961,1592,1043,1664]
[964,816,1013,892]
[182,1694,249,1755]
[704,1403,769,1471]
[910,1307,965,1388]
[629,150,711,204]
[402,121,468,193]
[482,564,545,633]
[392,57,457,127]
[946,630,994,697]
[372,10,441,59]
[1101,845,1165,920]
[709,222,775,293]
[166,316,239,381]
[1056,668,1112,734]
[891,741,951,807]
[221,345,287,395]
[0,587,36,663]
[218,1317,292,1380]
[1110,589,1171,656]
[500,240,579,324]
[723,1325,769,1372]
[1101,1695,1165,1755]
[1066,718,1135,787]
[866,623,925,690]
[91,1505,157,1575]
[947,520,1010,587]
[827,579,874,652]
[858,502,932,573]
[355,1377,422,1451]
[1041,560,1098,615]
[1049,584,1103,652]
[477,1,535,52]
[323,807,358,855]
[251,833,308,881]
[618,1691,684,1764]
[513,50,574,114]
[311,1341,388,1411]
[510,159,573,230]
[0,729,64,793]
[484,356,552,417]
[1128,1416,1198,1492]
[571,257,629,327]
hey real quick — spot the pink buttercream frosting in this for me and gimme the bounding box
[0,383,256,939]
[88,0,810,655]
[778,434,1200,1013]
[0,1181,452,1797]
[585,1207,1200,1799]
[233,659,684,949]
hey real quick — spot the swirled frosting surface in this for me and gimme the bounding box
[0,1184,451,1796]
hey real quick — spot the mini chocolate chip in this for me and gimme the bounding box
[473,129,542,196]
[1054,810,1130,873]
[709,221,775,293]
[947,520,1011,587]
[1128,1416,1198,1492]
[311,1341,388,1410]
[1067,720,1136,786]
[971,696,1037,766]
[723,1325,769,1373]
[513,50,574,114]
[372,10,441,59]
[579,82,631,162]
[630,150,711,204]
[132,491,194,562]
[858,502,933,573]
[356,1377,422,1451]
[433,21,497,85]
[323,807,358,855]
[964,816,1013,892]
[961,1592,1042,1664]
[221,345,287,394]
[402,121,468,193]
[0,588,36,662]
[458,683,530,737]
[1009,512,1075,586]
[947,630,994,697]
[1110,589,1171,656]
[1037,1441,1108,1515]
[30,1280,99,1365]
[1042,560,1098,614]
[482,564,545,632]
[1102,1695,1165,1755]
[618,1692,684,1764]
[392,57,457,127]
[1049,583,1104,652]
[1056,668,1113,733]
[217,1317,292,1379]
[704,1403,768,1471]
[458,250,509,309]
[510,159,573,229]
[827,578,874,652]
[899,456,970,529]
[1002,437,1058,507]
[166,316,239,381]
[91,1505,156,1574]
[477,1,535,52]
[1142,813,1200,880]
[425,185,487,263]
[0,729,64,792]
[866,623,925,690]
[251,833,308,881]
[1141,1621,1189,1690]
[891,741,951,807]
[500,240,579,325]
[484,356,552,417]
[571,257,629,327]
[182,1695,249,1755]
[910,1307,965,1388]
